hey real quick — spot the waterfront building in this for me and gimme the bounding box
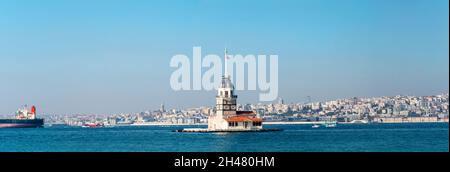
[107,117,117,125]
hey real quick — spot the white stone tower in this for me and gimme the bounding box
[217,48,237,118]
[215,76,237,119]
[208,49,237,130]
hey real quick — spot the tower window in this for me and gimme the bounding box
[225,91,229,97]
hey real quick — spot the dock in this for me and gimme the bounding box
[174,128,283,133]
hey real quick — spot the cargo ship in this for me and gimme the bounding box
[0,105,44,128]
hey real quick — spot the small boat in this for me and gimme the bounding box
[349,120,368,124]
[324,122,337,128]
[312,124,320,128]
[82,123,103,128]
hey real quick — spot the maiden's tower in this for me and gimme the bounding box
[177,49,280,132]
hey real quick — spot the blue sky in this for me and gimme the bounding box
[0,0,448,115]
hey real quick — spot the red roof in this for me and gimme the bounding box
[225,116,263,122]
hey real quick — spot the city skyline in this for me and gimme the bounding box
[37,93,449,125]
[1,92,447,117]
[1,0,449,115]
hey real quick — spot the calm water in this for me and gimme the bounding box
[0,123,448,152]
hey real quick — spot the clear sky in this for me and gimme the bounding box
[0,0,448,115]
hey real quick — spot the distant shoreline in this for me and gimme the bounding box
[127,121,334,126]
[264,121,449,125]
[264,121,336,125]
[105,121,449,127]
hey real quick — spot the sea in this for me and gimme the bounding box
[0,123,448,152]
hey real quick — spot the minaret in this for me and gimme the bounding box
[160,103,165,112]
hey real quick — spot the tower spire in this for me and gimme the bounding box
[224,48,228,78]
